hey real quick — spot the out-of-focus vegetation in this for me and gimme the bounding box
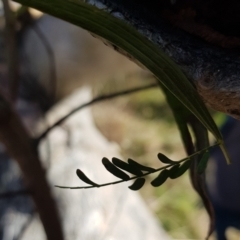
[0,4,237,238]
[92,74,227,239]
[58,60,237,239]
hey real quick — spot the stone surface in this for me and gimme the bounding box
[0,88,170,240]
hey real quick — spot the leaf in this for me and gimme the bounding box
[112,157,143,176]
[168,164,181,179]
[102,157,130,180]
[159,83,195,154]
[76,169,99,186]
[157,153,175,164]
[197,151,210,174]
[188,117,215,239]
[128,158,155,172]
[151,169,169,187]
[170,160,191,179]
[14,0,227,163]
[128,178,145,191]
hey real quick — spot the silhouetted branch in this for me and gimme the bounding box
[16,210,36,240]
[56,160,183,190]
[37,83,158,143]
[55,144,218,190]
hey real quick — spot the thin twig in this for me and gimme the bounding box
[16,210,36,240]
[56,161,183,189]
[36,83,158,143]
[55,144,219,189]
[2,0,19,102]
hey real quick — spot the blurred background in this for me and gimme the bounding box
[0,2,239,239]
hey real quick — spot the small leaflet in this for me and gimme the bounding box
[76,169,99,186]
[128,178,145,191]
[157,153,175,164]
[102,157,130,180]
[197,151,209,174]
[151,169,169,187]
[128,158,155,172]
[112,157,143,176]
[170,160,191,179]
[168,164,181,179]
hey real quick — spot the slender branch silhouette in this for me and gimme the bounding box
[55,144,218,190]
[36,82,158,143]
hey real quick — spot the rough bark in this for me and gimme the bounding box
[82,0,240,119]
[12,0,240,119]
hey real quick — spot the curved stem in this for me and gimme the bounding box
[55,144,219,190]
[36,83,158,143]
